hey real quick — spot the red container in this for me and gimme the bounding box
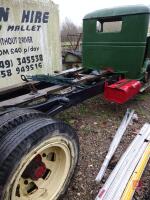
[104,79,142,104]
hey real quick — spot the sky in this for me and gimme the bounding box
[54,0,150,26]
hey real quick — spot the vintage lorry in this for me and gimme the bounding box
[0,1,149,200]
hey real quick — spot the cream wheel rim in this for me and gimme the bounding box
[8,136,71,200]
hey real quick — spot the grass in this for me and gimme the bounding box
[56,95,122,133]
[56,89,150,129]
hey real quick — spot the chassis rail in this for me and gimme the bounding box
[0,68,120,116]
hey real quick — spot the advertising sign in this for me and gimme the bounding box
[0,0,62,89]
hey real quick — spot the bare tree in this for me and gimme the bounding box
[61,17,82,42]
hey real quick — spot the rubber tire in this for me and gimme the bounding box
[0,108,45,139]
[0,117,79,200]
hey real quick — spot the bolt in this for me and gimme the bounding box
[24,180,28,185]
[42,153,47,158]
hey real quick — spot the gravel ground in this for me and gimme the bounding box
[56,92,150,200]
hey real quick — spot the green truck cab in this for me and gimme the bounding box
[83,5,150,81]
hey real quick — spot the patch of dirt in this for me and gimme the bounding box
[56,92,150,200]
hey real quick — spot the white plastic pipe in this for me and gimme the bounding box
[95,123,150,200]
[95,109,134,183]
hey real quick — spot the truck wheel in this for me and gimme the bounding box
[0,117,79,200]
[0,108,44,139]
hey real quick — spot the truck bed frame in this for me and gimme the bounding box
[0,68,120,116]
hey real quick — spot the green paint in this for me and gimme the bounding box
[146,37,150,58]
[83,5,150,79]
[84,5,150,20]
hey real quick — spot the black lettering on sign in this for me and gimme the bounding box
[0,49,9,56]
[0,37,17,45]
[0,69,12,78]
[7,25,14,31]
[21,10,30,23]
[0,7,9,22]
[43,12,49,23]
[21,10,49,23]
[30,11,35,23]
[7,25,42,32]
[0,60,12,69]
[35,11,42,23]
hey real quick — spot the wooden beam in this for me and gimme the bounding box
[0,74,100,107]
[0,67,83,96]
[0,85,65,107]
[0,81,39,95]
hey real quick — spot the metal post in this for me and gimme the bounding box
[96,109,134,183]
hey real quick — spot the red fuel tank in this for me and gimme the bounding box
[104,79,142,104]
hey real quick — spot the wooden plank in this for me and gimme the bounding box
[0,74,99,107]
[0,81,39,95]
[0,85,65,107]
[0,67,82,95]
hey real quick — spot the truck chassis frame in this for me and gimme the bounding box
[0,68,120,116]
